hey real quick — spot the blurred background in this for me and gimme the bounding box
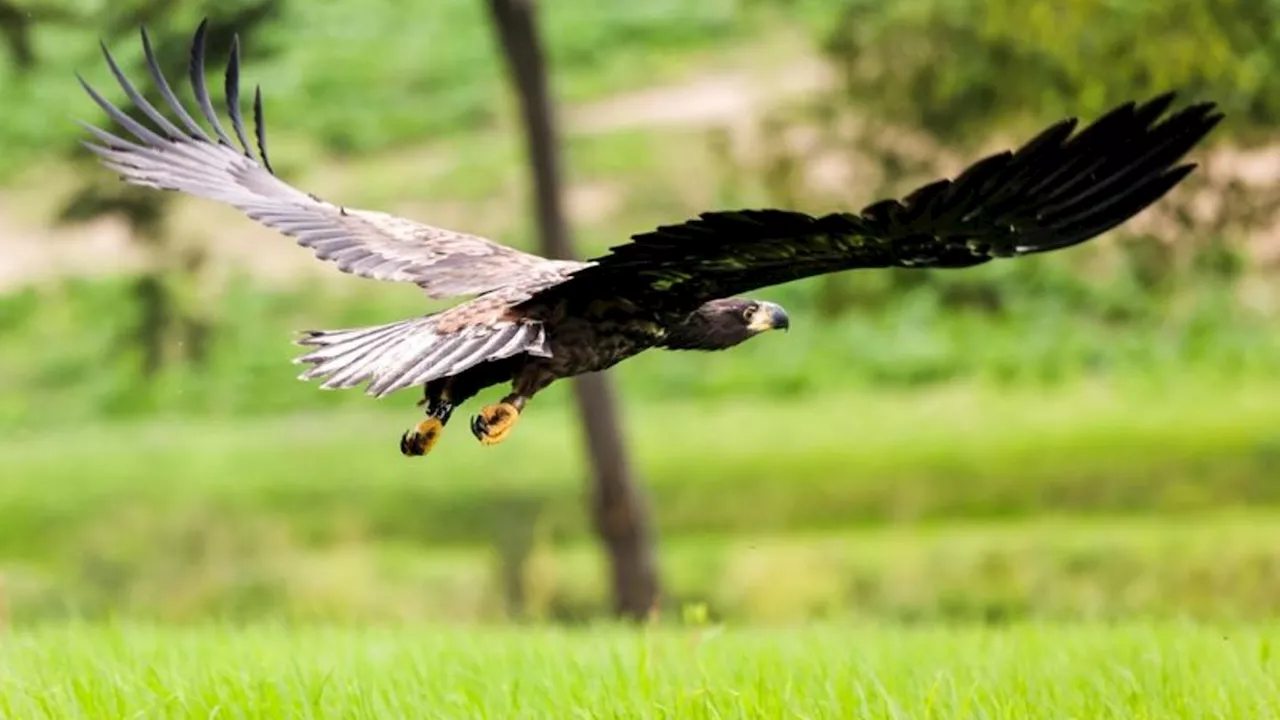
[2,0,1279,626]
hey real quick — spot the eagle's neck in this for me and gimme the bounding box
[659,308,749,351]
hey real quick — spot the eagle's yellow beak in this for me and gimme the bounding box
[747,302,790,333]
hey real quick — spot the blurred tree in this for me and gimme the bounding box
[0,1,80,71]
[487,0,660,620]
[814,0,1280,142]
[711,0,1274,321]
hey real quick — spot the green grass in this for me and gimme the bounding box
[1,622,1277,718]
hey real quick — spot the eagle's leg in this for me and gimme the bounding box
[400,379,454,457]
[470,394,525,446]
[470,365,555,446]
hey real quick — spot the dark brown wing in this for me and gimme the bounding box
[77,20,584,300]
[520,92,1222,315]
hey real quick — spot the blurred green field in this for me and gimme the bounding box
[2,622,1277,718]
[4,0,1280,658]
[4,380,1280,624]
[5,380,1278,552]
[11,510,1280,624]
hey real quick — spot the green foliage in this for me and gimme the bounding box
[2,623,1279,717]
[699,0,1280,389]
[796,0,1280,142]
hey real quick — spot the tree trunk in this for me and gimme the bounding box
[487,0,660,620]
[0,1,35,71]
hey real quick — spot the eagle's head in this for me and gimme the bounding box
[661,297,790,351]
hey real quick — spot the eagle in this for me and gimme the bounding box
[77,21,1222,457]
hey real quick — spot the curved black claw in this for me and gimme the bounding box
[402,416,445,457]
[470,414,488,440]
[400,429,419,456]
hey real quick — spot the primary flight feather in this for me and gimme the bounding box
[77,20,1223,456]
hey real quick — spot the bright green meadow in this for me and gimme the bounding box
[1,623,1277,719]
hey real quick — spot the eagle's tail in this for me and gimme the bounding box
[292,315,545,398]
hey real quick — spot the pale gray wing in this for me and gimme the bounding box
[77,21,584,300]
[294,287,555,398]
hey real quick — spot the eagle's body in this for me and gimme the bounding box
[77,21,1223,455]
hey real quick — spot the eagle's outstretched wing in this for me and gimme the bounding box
[77,21,582,300]
[521,92,1222,314]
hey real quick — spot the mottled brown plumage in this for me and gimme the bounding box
[78,21,1223,456]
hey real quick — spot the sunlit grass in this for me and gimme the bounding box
[0,622,1276,718]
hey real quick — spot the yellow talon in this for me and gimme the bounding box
[400,416,444,457]
[471,402,521,445]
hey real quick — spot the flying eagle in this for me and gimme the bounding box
[77,21,1222,457]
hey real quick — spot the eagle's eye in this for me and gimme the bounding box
[741,304,757,321]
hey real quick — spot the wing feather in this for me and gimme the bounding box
[440,324,525,376]
[78,20,584,300]
[521,92,1222,313]
[364,334,470,397]
[296,305,548,398]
